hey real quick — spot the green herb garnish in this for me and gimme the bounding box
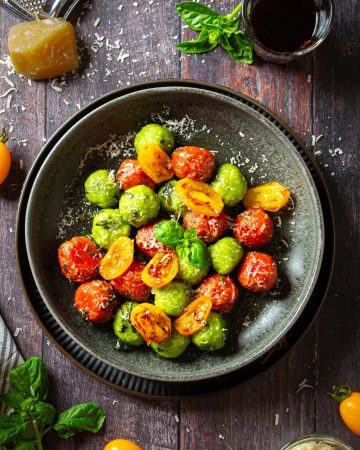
[0,357,105,449]
[176,1,253,64]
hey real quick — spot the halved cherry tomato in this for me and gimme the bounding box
[130,303,171,344]
[331,385,360,437]
[175,178,224,217]
[141,251,178,288]
[174,296,212,336]
[100,236,134,280]
[138,143,174,183]
[0,128,11,184]
[243,181,290,212]
[104,438,143,450]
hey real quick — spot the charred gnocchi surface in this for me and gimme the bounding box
[182,210,229,243]
[233,207,273,249]
[116,159,156,191]
[110,260,151,302]
[237,252,278,292]
[135,221,172,257]
[58,236,103,283]
[172,146,216,181]
[74,279,118,323]
[197,274,239,313]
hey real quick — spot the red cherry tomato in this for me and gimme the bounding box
[233,207,273,249]
[135,221,171,257]
[197,274,239,313]
[237,252,277,292]
[172,146,215,181]
[110,260,151,302]
[74,279,118,323]
[116,159,155,191]
[58,236,103,283]
[182,210,229,243]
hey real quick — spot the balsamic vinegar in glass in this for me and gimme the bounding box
[251,0,319,53]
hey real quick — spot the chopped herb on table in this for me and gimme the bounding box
[0,357,105,450]
[176,1,253,64]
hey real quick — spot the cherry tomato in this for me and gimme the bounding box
[130,303,171,344]
[233,207,273,249]
[175,178,224,217]
[138,143,174,183]
[116,159,156,191]
[237,252,277,292]
[182,210,228,243]
[58,236,103,283]
[110,260,151,302]
[74,279,118,323]
[135,221,171,257]
[198,274,239,313]
[172,146,215,181]
[174,296,212,336]
[104,438,143,450]
[141,251,178,288]
[332,385,360,437]
[243,181,290,212]
[100,236,134,280]
[0,128,11,184]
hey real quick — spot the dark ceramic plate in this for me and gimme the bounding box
[24,81,324,383]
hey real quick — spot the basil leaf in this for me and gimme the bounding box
[177,30,218,54]
[227,32,254,64]
[53,402,105,439]
[10,357,48,401]
[0,413,28,446]
[184,228,197,242]
[27,401,56,426]
[14,441,36,450]
[154,220,184,248]
[2,392,25,410]
[177,237,209,269]
[176,2,219,31]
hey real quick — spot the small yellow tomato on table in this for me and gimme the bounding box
[331,385,360,436]
[104,438,143,450]
[0,128,11,184]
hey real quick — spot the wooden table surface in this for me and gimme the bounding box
[0,1,359,449]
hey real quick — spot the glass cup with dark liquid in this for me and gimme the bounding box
[241,0,333,63]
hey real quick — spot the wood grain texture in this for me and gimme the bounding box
[0,0,359,449]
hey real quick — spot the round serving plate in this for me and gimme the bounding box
[17,80,334,396]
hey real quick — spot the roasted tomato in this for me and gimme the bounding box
[237,252,277,292]
[135,221,171,257]
[197,274,239,313]
[116,159,155,191]
[58,236,103,283]
[174,296,212,336]
[138,143,174,183]
[110,260,151,302]
[182,210,228,243]
[172,146,215,182]
[243,181,290,212]
[233,207,273,249]
[100,236,134,280]
[74,279,118,323]
[175,178,224,217]
[130,303,171,344]
[141,251,178,288]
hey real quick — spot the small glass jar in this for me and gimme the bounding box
[241,0,334,63]
[280,434,354,450]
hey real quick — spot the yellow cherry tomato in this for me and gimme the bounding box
[332,385,360,436]
[0,128,11,184]
[138,143,174,183]
[141,251,178,288]
[242,181,290,212]
[104,439,143,450]
[130,302,171,344]
[99,236,134,280]
[175,178,224,217]
[174,296,212,336]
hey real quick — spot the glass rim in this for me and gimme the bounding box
[241,0,334,58]
[280,433,354,450]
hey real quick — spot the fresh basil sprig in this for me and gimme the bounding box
[176,1,253,64]
[154,220,184,249]
[0,357,105,450]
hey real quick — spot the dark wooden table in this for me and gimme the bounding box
[0,1,359,449]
